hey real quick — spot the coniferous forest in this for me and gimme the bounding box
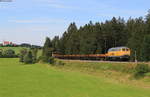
[51,10,150,61]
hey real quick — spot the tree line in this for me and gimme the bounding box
[0,43,42,49]
[51,10,150,61]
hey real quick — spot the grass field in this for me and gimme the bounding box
[0,58,150,97]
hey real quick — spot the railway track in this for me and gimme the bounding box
[60,59,138,64]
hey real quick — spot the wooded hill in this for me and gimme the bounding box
[51,10,150,61]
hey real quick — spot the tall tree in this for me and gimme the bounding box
[42,37,53,62]
[65,22,79,54]
[52,36,60,53]
[31,48,38,63]
[127,17,146,61]
[141,35,150,61]
[59,31,68,54]
[146,10,150,35]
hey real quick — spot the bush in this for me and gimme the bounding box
[40,56,49,63]
[53,60,65,66]
[3,49,16,58]
[48,57,55,64]
[24,51,33,64]
[0,49,3,57]
[19,48,27,62]
[57,61,65,66]
[37,56,43,62]
[134,64,150,78]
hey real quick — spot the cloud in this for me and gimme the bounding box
[0,1,16,9]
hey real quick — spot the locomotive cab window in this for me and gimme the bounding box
[122,48,126,51]
[126,48,129,51]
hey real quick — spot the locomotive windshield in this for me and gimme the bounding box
[108,47,129,52]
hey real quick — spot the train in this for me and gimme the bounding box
[52,47,131,61]
[106,47,130,61]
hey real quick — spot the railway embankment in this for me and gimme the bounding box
[52,59,150,88]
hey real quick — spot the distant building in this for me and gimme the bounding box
[3,41,11,45]
[2,41,16,46]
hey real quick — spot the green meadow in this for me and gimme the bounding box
[0,58,150,97]
[0,47,25,54]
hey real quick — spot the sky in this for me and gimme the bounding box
[0,0,149,46]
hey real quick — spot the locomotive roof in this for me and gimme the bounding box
[108,46,129,52]
[111,46,129,49]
